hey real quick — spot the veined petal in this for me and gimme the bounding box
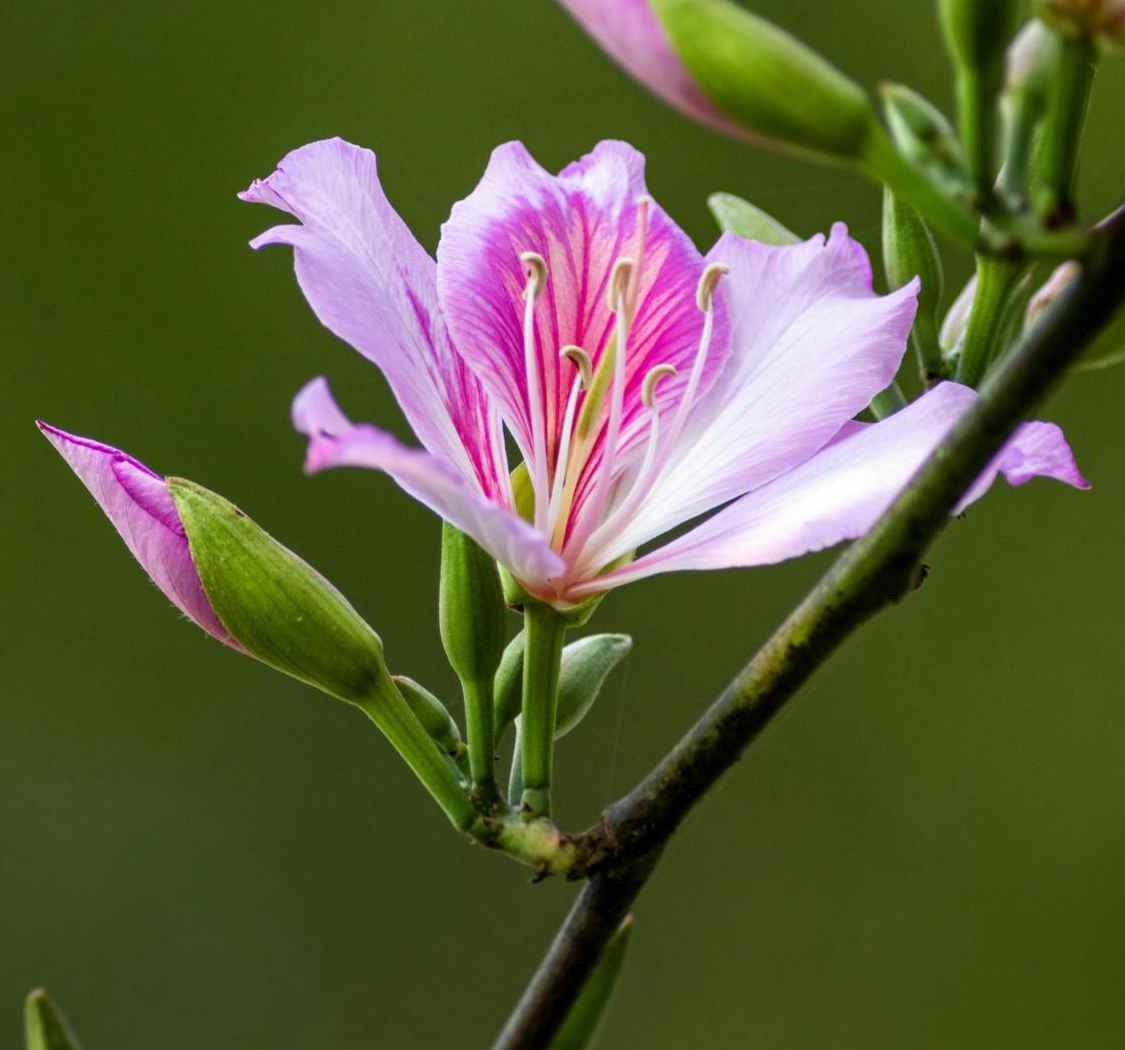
[37,422,241,648]
[557,1,742,136]
[594,225,919,565]
[292,379,564,588]
[578,382,1088,594]
[240,138,503,498]
[436,140,728,476]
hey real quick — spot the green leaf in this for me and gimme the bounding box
[707,192,799,245]
[550,918,634,1050]
[25,991,81,1050]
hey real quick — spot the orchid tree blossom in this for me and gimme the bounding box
[240,137,1086,614]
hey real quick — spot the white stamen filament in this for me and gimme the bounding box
[545,361,586,539]
[520,251,550,531]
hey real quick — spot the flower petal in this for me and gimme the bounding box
[38,422,241,648]
[577,382,1088,594]
[557,0,742,135]
[292,379,564,588]
[592,225,919,565]
[240,138,504,497]
[436,140,727,476]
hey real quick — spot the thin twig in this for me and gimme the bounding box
[493,211,1125,1050]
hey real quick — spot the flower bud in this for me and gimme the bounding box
[169,477,388,704]
[1038,1,1125,47]
[707,192,800,245]
[438,522,506,688]
[940,273,979,351]
[651,0,876,161]
[938,0,1022,196]
[1025,260,1082,329]
[1000,20,1063,200]
[494,632,633,740]
[25,990,80,1050]
[392,676,466,764]
[883,187,945,381]
[880,83,971,194]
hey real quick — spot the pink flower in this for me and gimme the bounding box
[37,422,242,649]
[241,138,1087,608]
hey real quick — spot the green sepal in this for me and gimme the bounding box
[707,192,800,245]
[880,83,971,195]
[549,917,634,1050]
[882,187,945,382]
[652,0,875,162]
[25,990,81,1050]
[392,675,465,764]
[169,478,386,705]
[495,632,633,741]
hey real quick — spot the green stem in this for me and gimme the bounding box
[869,382,907,419]
[1034,35,1096,225]
[953,66,1001,209]
[462,677,498,806]
[955,253,1023,387]
[860,127,979,247]
[357,676,476,832]
[520,602,567,820]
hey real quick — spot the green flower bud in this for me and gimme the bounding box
[494,632,633,741]
[1026,259,1082,329]
[652,0,876,162]
[392,676,466,764]
[166,480,477,829]
[880,83,970,195]
[438,522,507,803]
[169,478,387,703]
[940,273,978,352]
[1000,20,1063,201]
[883,187,945,381]
[707,192,800,246]
[25,991,80,1050]
[938,0,1022,197]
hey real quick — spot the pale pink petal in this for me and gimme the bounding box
[292,379,564,588]
[594,225,919,565]
[557,0,742,136]
[240,138,503,498]
[38,422,241,648]
[578,383,1088,594]
[436,140,728,481]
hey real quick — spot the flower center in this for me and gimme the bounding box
[516,201,728,583]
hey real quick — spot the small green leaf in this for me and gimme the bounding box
[25,990,81,1050]
[392,676,465,764]
[707,192,799,245]
[550,918,634,1050]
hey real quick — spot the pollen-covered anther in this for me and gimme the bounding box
[641,364,678,409]
[606,257,636,313]
[695,262,730,312]
[520,251,548,301]
[561,345,594,389]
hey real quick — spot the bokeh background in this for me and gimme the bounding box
[4,1,1124,1047]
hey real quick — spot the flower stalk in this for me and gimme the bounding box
[519,602,568,819]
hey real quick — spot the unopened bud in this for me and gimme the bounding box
[1026,260,1082,328]
[880,83,971,194]
[652,0,876,162]
[25,990,81,1050]
[1038,0,1125,47]
[393,676,466,763]
[169,478,387,703]
[940,273,978,351]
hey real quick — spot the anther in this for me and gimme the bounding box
[561,345,593,390]
[606,257,636,313]
[695,262,729,312]
[521,251,548,300]
[641,364,678,409]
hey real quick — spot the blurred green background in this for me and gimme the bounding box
[3,1,1124,1047]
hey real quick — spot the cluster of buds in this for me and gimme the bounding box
[1039,0,1125,47]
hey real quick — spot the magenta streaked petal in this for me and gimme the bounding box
[557,0,742,136]
[292,379,564,588]
[594,225,919,565]
[240,138,503,498]
[577,383,1088,594]
[38,422,241,648]
[436,140,727,475]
